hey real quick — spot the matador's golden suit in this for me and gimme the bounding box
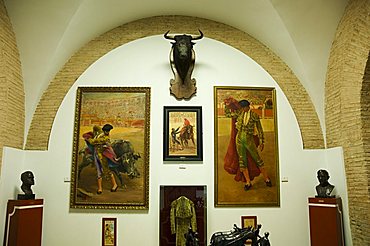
[170,196,197,246]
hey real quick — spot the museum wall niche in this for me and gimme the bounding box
[0,35,350,245]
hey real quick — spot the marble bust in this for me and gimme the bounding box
[315,169,335,198]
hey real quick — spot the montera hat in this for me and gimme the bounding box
[238,100,250,108]
[102,124,113,132]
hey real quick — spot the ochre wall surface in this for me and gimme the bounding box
[0,0,24,170]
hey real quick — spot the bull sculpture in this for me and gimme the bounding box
[164,30,203,99]
[209,224,271,246]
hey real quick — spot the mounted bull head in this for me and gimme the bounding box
[164,30,203,99]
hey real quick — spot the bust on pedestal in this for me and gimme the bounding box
[17,171,35,200]
[309,169,343,246]
[4,171,43,246]
[315,169,335,198]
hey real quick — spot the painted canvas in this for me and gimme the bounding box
[70,87,150,209]
[214,86,279,207]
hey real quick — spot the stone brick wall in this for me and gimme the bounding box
[25,15,324,151]
[0,0,25,170]
[325,0,370,244]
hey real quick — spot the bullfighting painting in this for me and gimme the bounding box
[70,87,150,210]
[163,106,203,161]
[214,86,279,207]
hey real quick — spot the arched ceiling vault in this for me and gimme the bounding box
[4,0,348,138]
[24,15,324,150]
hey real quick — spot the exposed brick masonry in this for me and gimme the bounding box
[325,0,370,244]
[0,0,25,170]
[3,1,368,243]
[25,15,324,151]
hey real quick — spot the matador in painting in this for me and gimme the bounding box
[223,97,272,191]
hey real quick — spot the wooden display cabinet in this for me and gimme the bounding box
[3,199,44,246]
[308,197,344,246]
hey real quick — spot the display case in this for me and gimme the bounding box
[160,186,206,246]
[308,197,344,246]
[3,199,44,246]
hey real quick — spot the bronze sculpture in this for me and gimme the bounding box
[164,30,203,100]
[184,227,199,246]
[18,171,35,200]
[209,224,271,246]
[315,169,335,198]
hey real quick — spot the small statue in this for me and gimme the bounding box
[18,171,35,200]
[251,224,262,246]
[184,227,199,246]
[315,169,335,198]
[258,232,271,246]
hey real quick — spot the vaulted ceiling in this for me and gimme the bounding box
[4,0,348,125]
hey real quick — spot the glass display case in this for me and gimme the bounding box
[160,185,207,246]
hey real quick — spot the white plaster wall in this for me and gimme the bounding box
[0,148,26,226]
[0,36,350,245]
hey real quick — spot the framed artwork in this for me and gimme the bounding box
[241,216,257,229]
[70,87,150,210]
[159,185,207,246]
[241,216,257,245]
[102,218,117,246]
[214,86,280,207]
[163,106,203,161]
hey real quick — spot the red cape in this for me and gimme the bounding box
[83,131,117,164]
[223,118,261,182]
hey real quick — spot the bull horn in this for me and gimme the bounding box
[164,30,175,40]
[191,29,204,40]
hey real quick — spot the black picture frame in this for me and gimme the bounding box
[163,106,203,161]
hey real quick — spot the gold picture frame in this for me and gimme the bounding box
[214,86,280,207]
[70,87,150,210]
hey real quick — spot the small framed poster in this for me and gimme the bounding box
[102,218,117,246]
[241,216,257,245]
[241,216,257,229]
[163,106,203,161]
